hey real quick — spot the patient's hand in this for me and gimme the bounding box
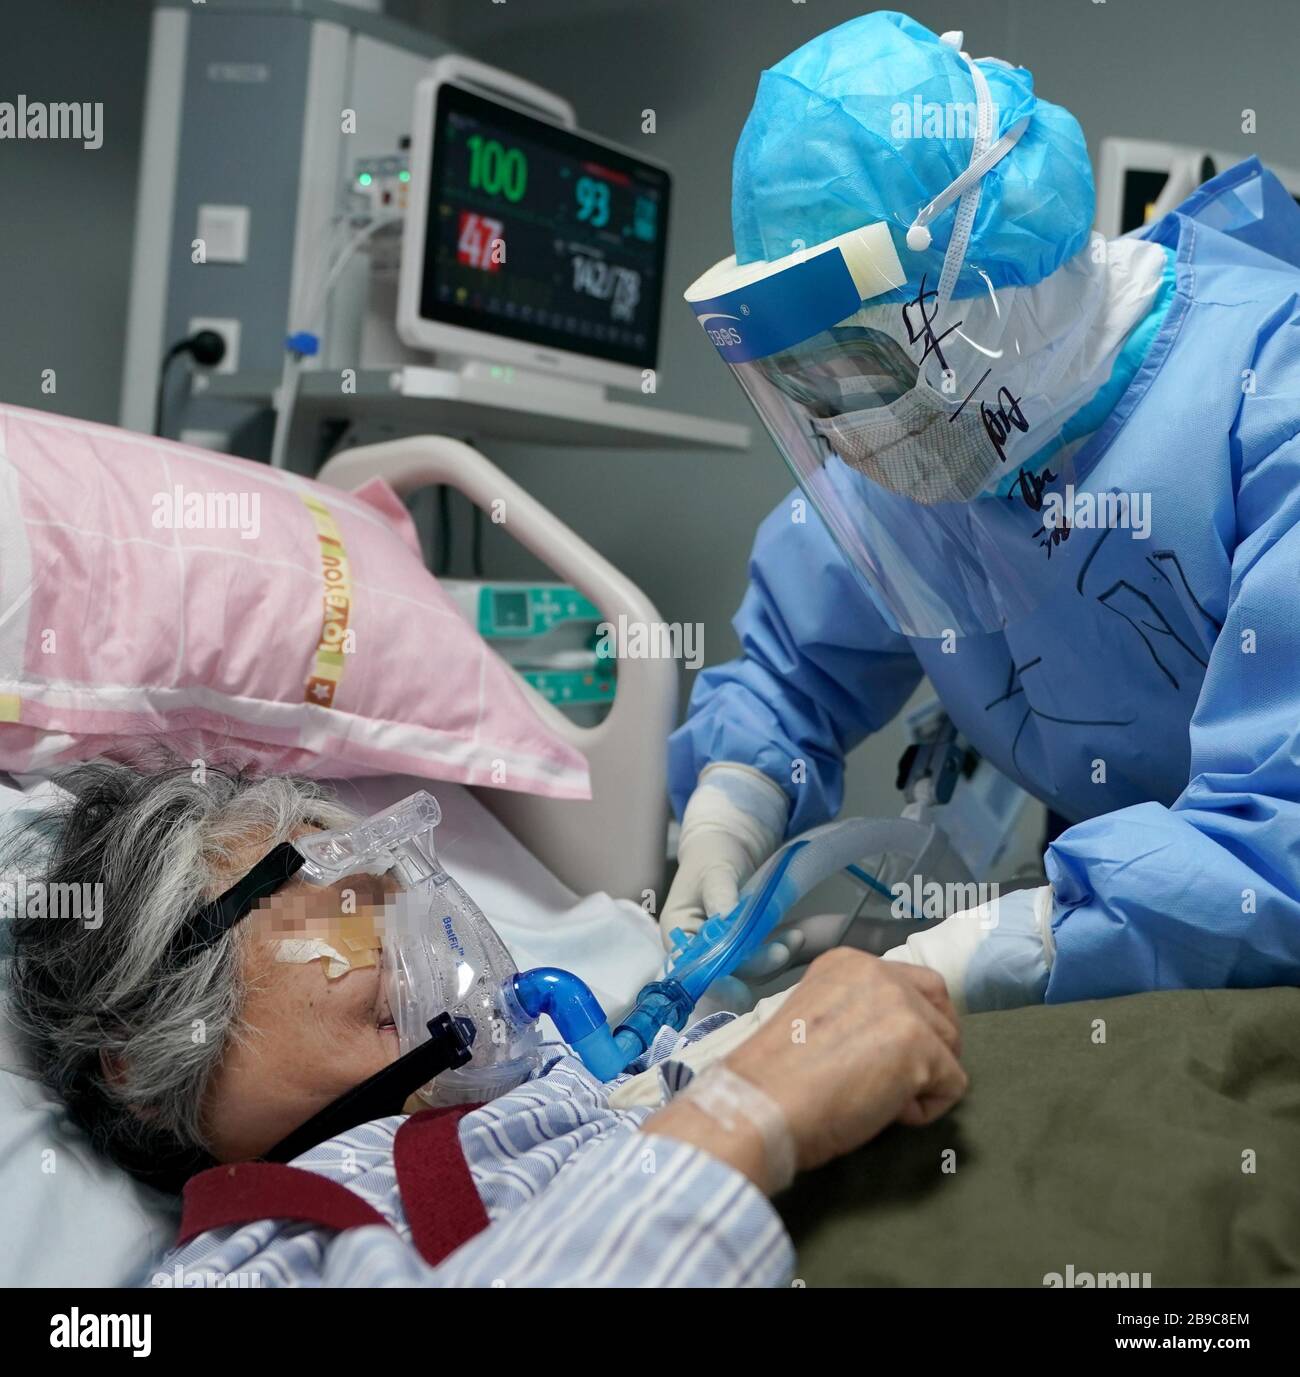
[643,949,967,1194]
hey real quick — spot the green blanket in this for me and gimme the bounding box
[779,987,1300,1287]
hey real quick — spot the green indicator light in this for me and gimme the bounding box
[358,173,372,186]
[398,170,411,183]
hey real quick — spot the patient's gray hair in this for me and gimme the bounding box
[5,761,355,1188]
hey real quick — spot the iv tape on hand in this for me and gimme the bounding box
[682,1063,797,1195]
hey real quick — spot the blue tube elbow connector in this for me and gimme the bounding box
[511,967,627,1081]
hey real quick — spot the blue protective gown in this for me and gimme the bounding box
[669,159,1300,1003]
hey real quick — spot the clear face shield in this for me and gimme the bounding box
[686,39,1089,640]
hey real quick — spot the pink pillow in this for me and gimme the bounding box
[0,405,589,799]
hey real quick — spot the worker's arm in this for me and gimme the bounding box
[668,490,923,836]
[1046,315,1300,1001]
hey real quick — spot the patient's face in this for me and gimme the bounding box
[202,841,403,1162]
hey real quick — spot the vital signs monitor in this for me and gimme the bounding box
[397,56,672,393]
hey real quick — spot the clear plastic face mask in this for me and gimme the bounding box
[292,792,542,1107]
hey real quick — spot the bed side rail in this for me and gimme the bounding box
[317,435,676,902]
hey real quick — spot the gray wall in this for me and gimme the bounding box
[4,0,1297,837]
[394,0,1300,834]
[0,0,153,423]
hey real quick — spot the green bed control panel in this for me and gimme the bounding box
[475,585,602,638]
[443,580,616,722]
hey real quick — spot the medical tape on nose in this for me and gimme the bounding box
[274,911,383,980]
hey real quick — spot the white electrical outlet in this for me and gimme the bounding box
[196,203,250,263]
[187,317,241,374]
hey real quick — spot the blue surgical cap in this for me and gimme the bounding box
[731,11,1095,300]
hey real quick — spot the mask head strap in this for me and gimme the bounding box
[262,1013,476,1163]
[137,1015,477,1191]
[168,841,305,964]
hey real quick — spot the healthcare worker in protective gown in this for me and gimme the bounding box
[666,11,1300,1013]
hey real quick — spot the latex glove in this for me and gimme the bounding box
[733,911,855,990]
[660,763,789,951]
[881,885,1055,1014]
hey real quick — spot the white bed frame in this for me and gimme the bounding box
[317,436,678,904]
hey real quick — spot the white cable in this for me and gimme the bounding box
[268,351,301,471]
[303,214,401,337]
[269,212,402,469]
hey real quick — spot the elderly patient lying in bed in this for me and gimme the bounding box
[6,763,966,1288]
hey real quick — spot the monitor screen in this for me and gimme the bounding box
[418,83,671,372]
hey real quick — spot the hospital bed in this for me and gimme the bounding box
[317,435,679,905]
[0,433,678,1285]
[4,437,1298,1289]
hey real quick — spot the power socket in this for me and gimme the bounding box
[187,316,241,375]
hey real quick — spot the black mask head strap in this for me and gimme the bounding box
[167,841,305,964]
[262,1013,476,1163]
